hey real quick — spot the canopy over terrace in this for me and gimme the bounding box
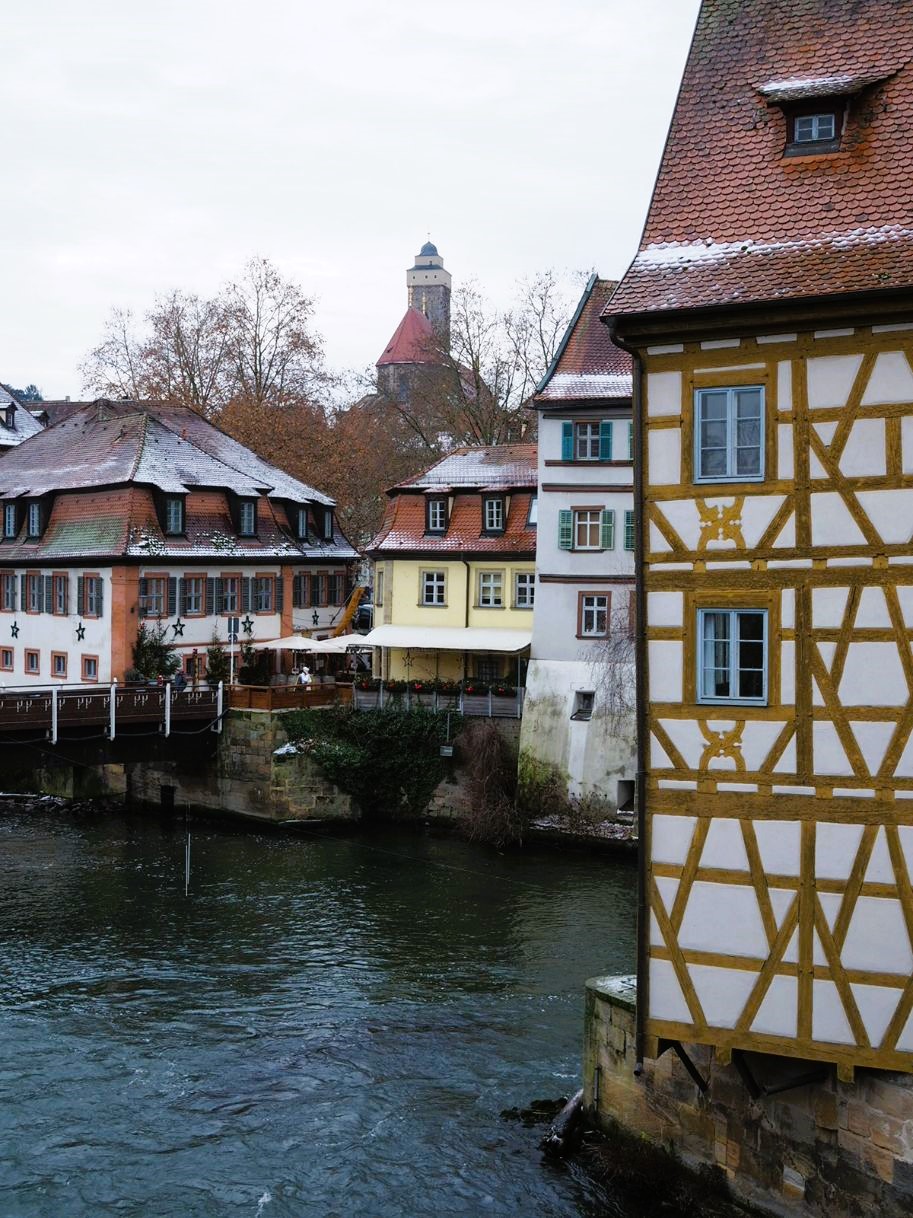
[360,625,532,685]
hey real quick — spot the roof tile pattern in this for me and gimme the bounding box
[398,444,538,491]
[611,0,913,316]
[376,307,437,366]
[367,490,537,555]
[537,278,632,403]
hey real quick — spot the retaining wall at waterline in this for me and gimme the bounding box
[585,975,913,1217]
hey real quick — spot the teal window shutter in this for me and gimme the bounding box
[624,510,635,550]
[558,509,573,550]
[600,509,615,549]
[599,420,613,461]
[628,422,634,461]
[561,421,574,461]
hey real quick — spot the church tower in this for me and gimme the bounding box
[406,240,451,342]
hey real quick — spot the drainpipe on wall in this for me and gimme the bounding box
[462,553,471,684]
[610,323,649,1073]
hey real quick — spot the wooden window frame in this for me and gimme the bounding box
[25,571,42,615]
[513,571,535,610]
[1,572,16,613]
[139,572,168,619]
[426,498,447,534]
[693,385,765,484]
[221,572,241,615]
[3,502,17,540]
[51,651,68,680]
[684,591,780,709]
[482,496,505,535]
[83,573,102,619]
[26,501,42,538]
[239,499,258,538]
[81,654,99,683]
[52,572,69,616]
[420,568,447,607]
[24,648,40,675]
[623,510,636,552]
[573,507,605,552]
[577,591,611,640]
[254,573,275,614]
[476,568,505,609]
[0,647,13,671]
[164,496,185,536]
[182,574,205,617]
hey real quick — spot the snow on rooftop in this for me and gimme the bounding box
[635,225,913,269]
[757,71,889,102]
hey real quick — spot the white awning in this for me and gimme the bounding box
[256,635,323,652]
[360,625,532,653]
[307,633,372,654]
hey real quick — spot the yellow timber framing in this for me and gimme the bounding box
[641,323,913,1075]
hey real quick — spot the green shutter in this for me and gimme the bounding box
[599,420,613,461]
[624,510,635,551]
[628,421,634,461]
[561,421,574,461]
[601,509,615,550]
[558,509,573,550]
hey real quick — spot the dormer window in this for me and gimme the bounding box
[483,497,505,534]
[322,508,334,541]
[26,502,41,538]
[794,112,836,143]
[296,506,308,540]
[426,498,447,533]
[164,496,185,536]
[3,503,17,539]
[239,499,257,537]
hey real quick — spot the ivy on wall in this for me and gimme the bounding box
[282,707,459,818]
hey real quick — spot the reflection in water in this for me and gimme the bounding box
[0,806,636,1217]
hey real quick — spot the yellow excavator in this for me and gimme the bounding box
[330,585,367,637]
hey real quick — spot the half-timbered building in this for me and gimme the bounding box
[0,399,357,685]
[611,0,913,1078]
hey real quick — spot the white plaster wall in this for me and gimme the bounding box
[0,569,113,687]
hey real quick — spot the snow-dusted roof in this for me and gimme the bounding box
[397,444,538,490]
[0,394,45,449]
[535,278,632,406]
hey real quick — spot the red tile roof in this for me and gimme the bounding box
[367,490,537,556]
[610,0,913,317]
[376,307,437,366]
[535,277,632,404]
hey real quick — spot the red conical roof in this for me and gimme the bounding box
[376,307,437,367]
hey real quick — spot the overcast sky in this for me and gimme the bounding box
[4,0,700,399]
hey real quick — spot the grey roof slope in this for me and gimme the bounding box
[396,443,538,491]
[0,400,333,506]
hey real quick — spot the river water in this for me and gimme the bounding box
[0,803,637,1218]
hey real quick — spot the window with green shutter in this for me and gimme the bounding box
[624,510,635,550]
[558,509,573,550]
[627,422,634,461]
[600,509,615,550]
[599,420,613,461]
[561,421,574,461]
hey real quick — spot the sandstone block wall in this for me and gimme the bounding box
[584,975,913,1217]
[127,709,355,823]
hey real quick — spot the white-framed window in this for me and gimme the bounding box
[82,655,98,682]
[624,510,635,551]
[575,421,601,461]
[53,574,68,615]
[3,504,17,538]
[165,497,184,535]
[255,576,273,612]
[84,576,102,617]
[514,571,535,608]
[698,608,768,704]
[297,507,308,539]
[580,594,609,637]
[322,508,334,540]
[27,502,41,537]
[794,113,836,143]
[25,649,39,674]
[421,570,446,606]
[527,495,538,526]
[239,500,257,536]
[52,652,67,678]
[1,574,15,611]
[222,577,239,614]
[478,570,504,607]
[26,573,41,613]
[695,386,764,482]
[427,499,447,532]
[575,510,603,551]
[483,497,504,532]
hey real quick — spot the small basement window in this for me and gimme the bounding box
[571,690,595,721]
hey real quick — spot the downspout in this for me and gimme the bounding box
[610,323,649,1073]
[461,551,471,684]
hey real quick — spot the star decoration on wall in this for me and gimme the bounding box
[75,622,85,641]
[172,619,185,638]
[10,621,19,639]
[241,616,255,635]
[311,610,320,627]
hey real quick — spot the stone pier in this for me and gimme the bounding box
[584,975,913,1217]
[126,708,356,823]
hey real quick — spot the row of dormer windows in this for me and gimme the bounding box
[0,494,335,546]
[424,494,537,537]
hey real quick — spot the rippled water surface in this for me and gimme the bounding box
[0,804,637,1217]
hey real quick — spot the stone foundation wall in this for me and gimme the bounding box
[427,718,521,820]
[585,975,913,1217]
[127,709,355,823]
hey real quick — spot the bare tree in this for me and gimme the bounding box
[81,258,326,415]
[586,607,637,739]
